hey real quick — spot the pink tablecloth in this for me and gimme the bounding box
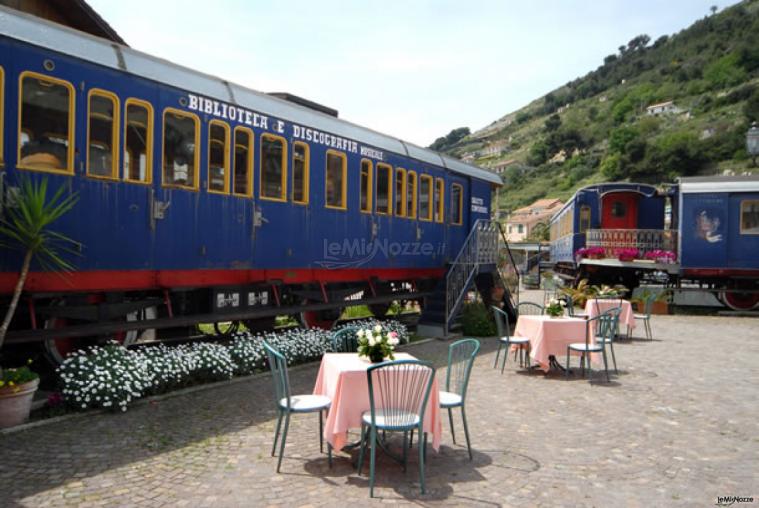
[584,299,635,331]
[312,353,442,452]
[513,315,591,372]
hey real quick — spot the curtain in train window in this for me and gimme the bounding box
[163,110,198,189]
[406,171,417,219]
[395,168,407,217]
[451,183,463,225]
[233,128,252,197]
[740,200,759,235]
[325,151,346,209]
[360,159,372,213]
[87,91,118,179]
[579,205,591,233]
[292,142,309,204]
[208,121,229,193]
[376,163,392,215]
[261,134,287,200]
[18,73,74,173]
[419,175,433,220]
[434,178,445,223]
[124,100,152,183]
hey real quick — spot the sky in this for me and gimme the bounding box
[88,0,740,147]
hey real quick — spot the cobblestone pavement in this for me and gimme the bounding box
[1,312,758,507]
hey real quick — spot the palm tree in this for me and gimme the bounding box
[0,177,79,352]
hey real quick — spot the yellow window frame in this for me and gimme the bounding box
[260,133,288,202]
[86,88,120,180]
[232,126,254,198]
[291,141,310,205]
[451,183,464,226]
[325,149,347,210]
[359,159,373,214]
[376,162,393,215]
[123,98,154,185]
[395,167,407,217]
[419,174,433,221]
[17,71,76,175]
[435,177,445,223]
[579,205,591,233]
[207,120,230,195]
[162,107,200,191]
[406,170,417,219]
[0,67,4,166]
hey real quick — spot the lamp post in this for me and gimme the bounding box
[748,122,759,167]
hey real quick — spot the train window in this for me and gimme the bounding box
[163,109,199,189]
[18,72,75,174]
[451,183,463,225]
[376,163,393,215]
[232,127,253,197]
[325,150,347,209]
[260,134,287,201]
[0,67,3,165]
[124,99,153,184]
[419,174,433,221]
[360,159,373,213]
[611,201,626,217]
[292,142,309,204]
[740,200,759,235]
[86,90,119,179]
[406,171,417,219]
[395,168,407,217]
[435,178,445,223]
[207,120,229,194]
[579,205,591,233]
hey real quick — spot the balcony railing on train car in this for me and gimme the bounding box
[585,229,678,258]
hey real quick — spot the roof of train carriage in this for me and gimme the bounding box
[0,6,502,187]
[548,182,660,223]
[679,175,759,193]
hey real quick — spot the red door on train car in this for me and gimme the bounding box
[601,192,639,229]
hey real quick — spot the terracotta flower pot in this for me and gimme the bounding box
[0,377,39,429]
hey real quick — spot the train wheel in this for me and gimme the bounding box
[242,316,276,334]
[367,303,391,318]
[213,320,240,337]
[721,291,759,311]
[300,304,343,330]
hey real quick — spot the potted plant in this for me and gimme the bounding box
[643,250,677,264]
[631,289,670,315]
[615,248,640,262]
[357,325,399,363]
[575,247,606,262]
[545,298,565,318]
[0,177,79,427]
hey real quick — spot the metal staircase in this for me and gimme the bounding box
[418,219,519,338]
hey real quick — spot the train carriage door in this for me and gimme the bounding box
[601,192,638,229]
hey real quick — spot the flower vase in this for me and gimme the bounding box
[369,350,385,363]
[0,377,39,429]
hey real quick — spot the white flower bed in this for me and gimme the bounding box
[57,319,409,412]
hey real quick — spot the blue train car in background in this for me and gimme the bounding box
[548,176,759,310]
[0,8,502,360]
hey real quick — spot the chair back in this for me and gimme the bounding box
[331,326,360,352]
[445,339,480,402]
[564,295,579,317]
[584,310,617,347]
[642,293,656,317]
[603,306,622,342]
[366,360,435,430]
[263,341,291,410]
[491,306,512,338]
[517,302,544,316]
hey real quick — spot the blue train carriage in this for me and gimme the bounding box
[549,182,675,288]
[0,7,501,361]
[678,175,759,310]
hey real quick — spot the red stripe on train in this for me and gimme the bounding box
[0,267,445,294]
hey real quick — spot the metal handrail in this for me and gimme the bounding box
[493,221,520,306]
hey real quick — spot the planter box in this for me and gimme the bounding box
[0,378,39,429]
[633,301,669,315]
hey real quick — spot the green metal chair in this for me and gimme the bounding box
[565,311,615,383]
[331,326,360,352]
[516,301,544,316]
[594,306,622,374]
[564,295,587,318]
[357,359,435,497]
[440,339,480,460]
[632,293,655,340]
[263,341,332,472]
[492,306,530,372]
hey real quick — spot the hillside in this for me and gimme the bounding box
[433,0,759,212]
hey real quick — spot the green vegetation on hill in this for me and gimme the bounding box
[432,0,759,212]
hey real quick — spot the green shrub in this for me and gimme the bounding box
[460,302,497,337]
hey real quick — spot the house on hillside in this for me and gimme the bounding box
[482,141,509,157]
[646,100,680,116]
[505,198,563,242]
[492,159,517,175]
